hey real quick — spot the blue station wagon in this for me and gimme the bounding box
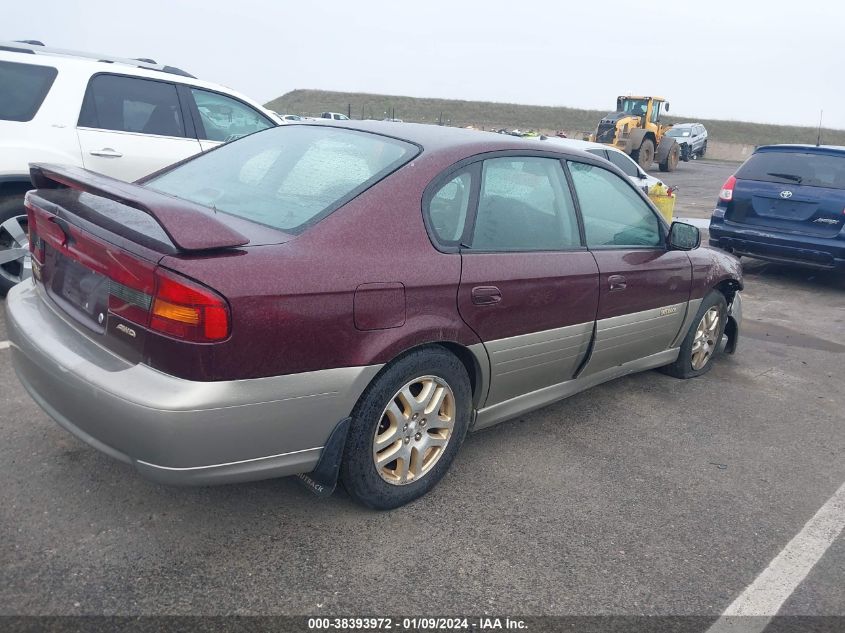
[709,145,845,271]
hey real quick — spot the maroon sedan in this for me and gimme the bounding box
[8,122,742,509]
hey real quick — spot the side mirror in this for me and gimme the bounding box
[668,221,700,250]
[665,102,670,112]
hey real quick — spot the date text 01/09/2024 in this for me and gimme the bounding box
[307,617,529,630]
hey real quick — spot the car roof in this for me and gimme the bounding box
[539,137,608,152]
[301,120,602,161]
[543,137,639,159]
[754,144,845,156]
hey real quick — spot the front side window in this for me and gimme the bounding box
[147,125,416,233]
[427,170,473,244]
[650,102,662,123]
[78,75,186,137]
[568,161,661,248]
[0,61,57,122]
[469,157,580,251]
[191,89,273,143]
[606,151,640,178]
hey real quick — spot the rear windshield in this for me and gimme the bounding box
[147,125,417,233]
[0,61,58,122]
[737,150,845,189]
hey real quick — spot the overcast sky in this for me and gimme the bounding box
[5,0,843,128]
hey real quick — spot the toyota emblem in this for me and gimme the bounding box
[780,190,793,199]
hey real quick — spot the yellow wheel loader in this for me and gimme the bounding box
[594,96,680,172]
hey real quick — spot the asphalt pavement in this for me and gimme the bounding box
[1,159,843,621]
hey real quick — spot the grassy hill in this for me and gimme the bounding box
[266,89,845,147]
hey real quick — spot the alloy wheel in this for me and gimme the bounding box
[0,214,31,286]
[372,375,455,485]
[691,306,721,370]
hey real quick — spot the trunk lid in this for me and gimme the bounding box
[727,179,845,238]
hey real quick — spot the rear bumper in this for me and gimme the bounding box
[7,281,381,485]
[709,220,845,270]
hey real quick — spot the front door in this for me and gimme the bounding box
[454,156,600,406]
[185,87,275,152]
[566,160,692,375]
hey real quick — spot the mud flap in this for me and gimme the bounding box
[724,316,739,354]
[296,417,351,498]
[724,293,742,354]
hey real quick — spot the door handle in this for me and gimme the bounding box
[89,148,123,158]
[471,286,502,305]
[608,275,627,291]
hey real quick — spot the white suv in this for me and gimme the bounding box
[0,40,280,293]
[540,136,665,192]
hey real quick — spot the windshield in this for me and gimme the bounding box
[147,125,417,233]
[667,128,692,137]
[620,98,649,116]
[736,151,845,189]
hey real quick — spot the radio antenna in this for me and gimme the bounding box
[817,109,823,146]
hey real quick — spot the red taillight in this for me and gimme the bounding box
[106,263,229,342]
[719,175,736,202]
[149,268,230,342]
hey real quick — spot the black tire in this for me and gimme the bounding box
[700,141,707,158]
[660,290,728,379]
[340,347,471,510]
[634,139,655,170]
[0,196,30,296]
[659,142,680,172]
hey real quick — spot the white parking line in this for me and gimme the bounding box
[0,340,9,350]
[706,481,845,633]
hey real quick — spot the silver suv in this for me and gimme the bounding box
[666,123,708,161]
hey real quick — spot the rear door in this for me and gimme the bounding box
[727,150,845,238]
[566,160,691,375]
[451,155,599,407]
[77,74,202,181]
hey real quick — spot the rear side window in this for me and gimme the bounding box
[78,75,186,138]
[736,151,845,189]
[606,150,639,177]
[470,157,580,251]
[0,61,57,122]
[147,125,417,233]
[427,170,473,244]
[190,89,273,143]
[568,161,660,248]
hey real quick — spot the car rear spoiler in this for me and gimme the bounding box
[29,163,249,252]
